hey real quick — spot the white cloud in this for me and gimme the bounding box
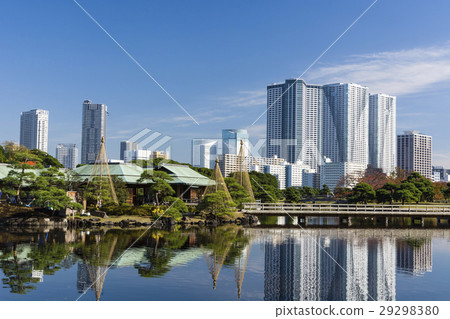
[219,90,266,107]
[433,151,450,168]
[245,123,266,139]
[309,43,450,95]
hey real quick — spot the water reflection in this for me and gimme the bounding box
[256,228,434,301]
[0,227,448,301]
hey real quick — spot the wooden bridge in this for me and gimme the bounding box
[242,203,450,218]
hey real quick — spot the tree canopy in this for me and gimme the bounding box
[138,170,175,206]
[349,183,375,204]
[225,177,252,209]
[249,171,281,203]
[197,190,235,216]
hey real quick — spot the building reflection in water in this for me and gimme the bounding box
[77,263,92,293]
[262,229,432,301]
[396,238,432,276]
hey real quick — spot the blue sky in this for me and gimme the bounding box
[1,0,450,166]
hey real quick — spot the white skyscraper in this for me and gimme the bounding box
[191,139,220,169]
[266,79,323,168]
[369,94,396,174]
[222,129,250,156]
[81,100,107,164]
[397,131,432,179]
[56,144,78,169]
[20,109,49,152]
[322,83,369,165]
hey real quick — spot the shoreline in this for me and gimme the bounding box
[0,208,259,229]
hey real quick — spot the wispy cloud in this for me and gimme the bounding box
[219,90,266,108]
[433,151,450,168]
[309,43,450,95]
[154,110,241,126]
[245,123,266,139]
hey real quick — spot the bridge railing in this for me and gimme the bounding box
[242,203,450,214]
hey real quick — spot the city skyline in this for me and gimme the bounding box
[1,1,449,167]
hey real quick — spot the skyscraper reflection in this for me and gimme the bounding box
[263,229,430,301]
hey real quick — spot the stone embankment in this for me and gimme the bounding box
[0,214,259,229]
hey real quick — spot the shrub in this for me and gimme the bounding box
[164,207,183,221]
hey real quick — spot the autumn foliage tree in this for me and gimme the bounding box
[358,166,387,190]
[387,168,408,185]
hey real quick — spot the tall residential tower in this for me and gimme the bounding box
[56,144,78,169]
[369,94,396,174]
[266,79,323,168]
[397,131,432,179]
[20,109,49,152]
[81,100,107,164]
[322,83,369,165]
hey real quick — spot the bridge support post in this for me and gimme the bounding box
[298,216,307,226]
[411,217,424,227]
[385,216,389,228]
[348,216,352,227]
[339,217,350,226]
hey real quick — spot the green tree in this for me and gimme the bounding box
[162,196,188,220]
[138,170,175,206]
[350,183,375,204]
[382,182,398,197]
[30,149,63,168]
[394,182,421,204]
[225,177,252,208]
[320,184,331,196]
[249,171,279,189]
[444,183,450,201]
[0,144,42,202]
[394,189,414,205]
[405,172,434,202]
[111,175,129,204]
[0,145,6,163]
[301,186,319,200]
[83,177,117,208]
[197,191,235,216]
[376,188,392,204]
[248,171,281,203]
[253,184,281,203]
[31,167,82,211]
[285,186,301,203]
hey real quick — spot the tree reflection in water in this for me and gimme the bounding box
[1,227,440,300]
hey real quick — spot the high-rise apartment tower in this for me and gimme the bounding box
[81,100,107,164]
[20,109,49,152]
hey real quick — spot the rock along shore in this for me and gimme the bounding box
[0,214,259,230]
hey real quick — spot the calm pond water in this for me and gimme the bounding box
[0,224,449,301]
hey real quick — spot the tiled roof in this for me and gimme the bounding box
[72,163,213,186]
[161,164,213,187]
